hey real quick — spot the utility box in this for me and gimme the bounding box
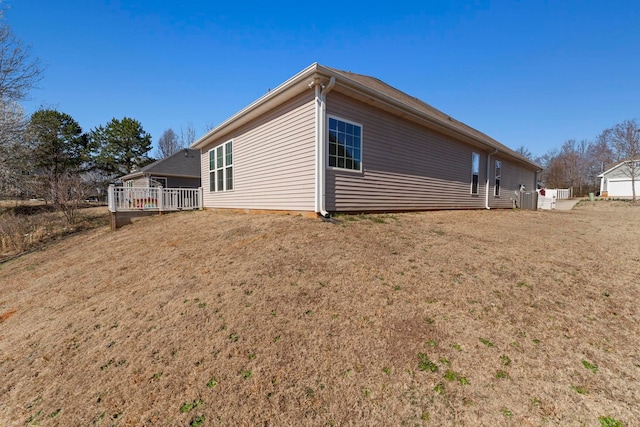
[519,191,538,210]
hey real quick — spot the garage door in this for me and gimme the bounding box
[607,179,635,197]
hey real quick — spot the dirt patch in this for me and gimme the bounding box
[0,202,638,426]
[0,309,17,323]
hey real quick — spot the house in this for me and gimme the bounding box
[191,63,541,216]
[598,157,640,198]
[119,148,201,188]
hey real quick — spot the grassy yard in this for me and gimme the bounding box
[0,201,638,426]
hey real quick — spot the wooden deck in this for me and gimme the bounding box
[107,185,202,213]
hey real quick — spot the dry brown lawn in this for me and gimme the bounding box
[1,201,639,426]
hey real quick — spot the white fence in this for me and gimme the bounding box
[537,188,571,210]
[108,185,202,212]
[544,188,571,199]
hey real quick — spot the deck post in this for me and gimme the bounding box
[198,187,203,210]
[108,184,115,212]
[157,186,163,212]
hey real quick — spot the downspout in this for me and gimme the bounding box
[485,149,498,209]
[313,76,335,218]
[312,79,321,214]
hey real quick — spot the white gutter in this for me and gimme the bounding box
[485,149,498,209]
[311,75,335,218]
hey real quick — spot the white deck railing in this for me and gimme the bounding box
[108,185,203,212]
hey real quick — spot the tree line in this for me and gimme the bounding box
[521,119,640,199]
[0,7,199,222]
[2,4,638,218]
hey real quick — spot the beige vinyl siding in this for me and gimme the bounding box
[200,92,316,211]
[128,177,149,187]
[326,92,489,211]
[489,158,537,208]
[605,163,636,179]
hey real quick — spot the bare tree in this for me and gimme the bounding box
[0,100,34,199]
[0,7,43,199]
[515,145,533,160]
[156,128,183,158]
[537,149,564,189]
[604,119,640,203]
[0,10,44,102]
[537,140,595,196]
[179,122,196,147]
[47,171,92,225]
[589,131,616,189]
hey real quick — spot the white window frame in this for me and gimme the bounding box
[327,115,363,173]
[471,152,480,195]
[494,160,501,197]
[151,177,167,188]
[208,140,233,192]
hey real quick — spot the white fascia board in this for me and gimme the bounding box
[191,63,326,149]
[600,162,626,177]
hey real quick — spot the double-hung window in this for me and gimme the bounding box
[328,117,362,171]
[494,160,501,196]
[471,152,480,195]
[209,141,233,192]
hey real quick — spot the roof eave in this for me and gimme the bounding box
[321,67,540,169]
[191,63,327,150]
[192,63,540,170]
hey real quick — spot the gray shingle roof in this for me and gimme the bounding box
[323,65,537,167]
[120,148,200,180]
[193,63,540,170]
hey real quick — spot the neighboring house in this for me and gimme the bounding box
[598,157,640,197]
[191,63,541,216]
[119,148,201,188]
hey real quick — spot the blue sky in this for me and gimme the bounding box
[7,0,640,158]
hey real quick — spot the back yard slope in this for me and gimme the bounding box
[1,202,639,426]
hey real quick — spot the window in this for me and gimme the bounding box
[209,141,233,192]
[494,160,501,196]
[151,177,167,188]
[471,152,480,195]
[328,117,362,171]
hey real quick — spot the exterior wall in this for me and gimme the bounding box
[325,92,536,211]
[162,176,200,188]
[128,177,150,187]
[125,176,200,188]
[605,164,634,179]
[601,164,639,197]
[200,91,317,211]
[488,156,537,209]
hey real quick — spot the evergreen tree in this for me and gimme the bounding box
[92,117,152,177]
